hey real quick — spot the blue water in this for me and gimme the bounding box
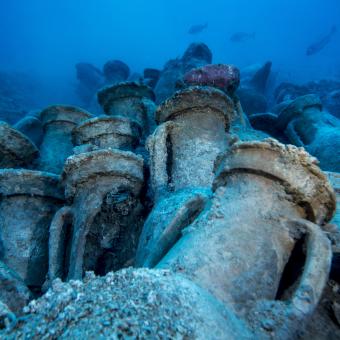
[0,0,339,107]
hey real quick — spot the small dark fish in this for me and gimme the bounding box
[306,25,337,56]
[230,32,255,43]
[188,23,208,35]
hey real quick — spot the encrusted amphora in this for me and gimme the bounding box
[277,94,340,172]
[46,149,144,284]
[136,86,233,266]
[0,122,38,169]
[155,140,335,337]
[0,170,64,287]
[148,86,233,197]
[97,81,156,139]
[72,115,141,153]
[37,105,92,174]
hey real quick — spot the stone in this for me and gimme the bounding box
[0,121,38,169]
[276,94,340,172]
[0,261,31,315]
[2,269,254,339]
[0,169,64,287]
[45,149,144,284]
[37,105,93,174]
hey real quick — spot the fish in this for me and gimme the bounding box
[230,32,255,43]
[188,23,208,35]
[306,25,337,56]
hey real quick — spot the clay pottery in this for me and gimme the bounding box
[156,139,334,337]
[46,149,144,283]
[72,115,141,152]
[0,169,64,287]
[97,81,156,137]
[37,105,92,174]
[0,122,38,168]
[136,86,233,267]
[14,115,43,147]
[149,86,233,199]
[276,94,340,172]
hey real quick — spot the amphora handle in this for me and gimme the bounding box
[43,206,74,291]
[250,218,331,337]
[146,121,176,201]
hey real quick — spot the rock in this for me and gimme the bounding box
[2,269,254,339]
